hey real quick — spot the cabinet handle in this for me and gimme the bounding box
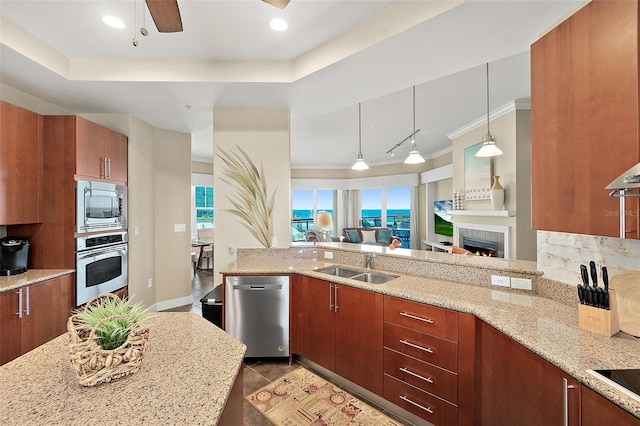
[329,283,333,311]
[16,289,23,319]
[400,311,434,324]
[102,158,106,178]
[334,285,338,312]
[399,395,433,414]
[25,286,30,316]
[107,157,111,178]
[563,377,576,426]
[399,339,433,353]
[399,367,433,384]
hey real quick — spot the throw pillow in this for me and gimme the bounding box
[345,229,361,243]
[376,229,392,244]
[361,230,377,244]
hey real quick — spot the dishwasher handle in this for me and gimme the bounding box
[232,284,283,290]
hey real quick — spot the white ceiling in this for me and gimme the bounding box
[0,0,584,169]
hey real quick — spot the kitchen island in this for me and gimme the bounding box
[0,312,246,425]
[222,245,640,421]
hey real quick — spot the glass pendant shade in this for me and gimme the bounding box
[352,153,369,170]
[404,140,425,164]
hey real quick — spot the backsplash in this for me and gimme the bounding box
[0,226,6,238]
[537,230,640,286]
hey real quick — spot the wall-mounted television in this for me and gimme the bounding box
[434,200,453,237]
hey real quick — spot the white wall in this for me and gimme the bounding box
[213,107,291,284]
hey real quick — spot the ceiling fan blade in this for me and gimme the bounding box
[262,0,290,9]
[145,0,183,33]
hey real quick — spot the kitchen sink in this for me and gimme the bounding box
[316,266,398,284]
[350,272,398,284]
[316,266,362,278]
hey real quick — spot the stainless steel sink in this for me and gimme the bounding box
[316,266,362,278]
[316,266,398,284]
[350,272,398,284]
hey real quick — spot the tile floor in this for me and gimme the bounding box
[163,270,410,426]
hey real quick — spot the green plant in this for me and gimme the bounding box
[75,297,150,350]
[217,145,276,248]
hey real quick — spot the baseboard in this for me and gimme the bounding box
[154,295,194,312]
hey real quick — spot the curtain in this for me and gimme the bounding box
[410,186,419,249]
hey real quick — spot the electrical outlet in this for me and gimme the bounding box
[491,290,511,303]
[511,277,533,291]
[147,278,153,288]
[174,224,186,232]
[491,275,511,287]
[134,226,140,237]
[324,251,334,259]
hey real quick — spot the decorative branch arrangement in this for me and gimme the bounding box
[217,146,276,248]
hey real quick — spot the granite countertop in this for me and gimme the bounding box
[0,312,246,425]
[0,269,75,294]
[222,257,640,419]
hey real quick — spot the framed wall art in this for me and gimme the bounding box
[464,142,491,200]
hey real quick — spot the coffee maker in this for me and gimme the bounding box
[0,237,30,275]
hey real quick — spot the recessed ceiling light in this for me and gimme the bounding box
[103,16,125,29]
[270,18,288,31]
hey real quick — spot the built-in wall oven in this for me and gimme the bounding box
[76,180,127,234]
[75,232,128,306]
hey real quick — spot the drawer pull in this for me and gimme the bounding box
[400,311,433,324]
[400,395,434,414]
[399,339,433,353]
[399,367,433,384]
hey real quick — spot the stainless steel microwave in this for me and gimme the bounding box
[76,180,127,234]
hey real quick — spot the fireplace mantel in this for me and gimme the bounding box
[447,210,516,217]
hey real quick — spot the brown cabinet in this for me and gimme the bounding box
[478,321,580,426]
[75,116,127,182]
[0,274,74,366]
[531,0,640,238]
[293,276,383,395]
[581,385,640,426]
[0,101,43,225]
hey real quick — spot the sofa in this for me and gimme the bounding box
[341,227,395,246]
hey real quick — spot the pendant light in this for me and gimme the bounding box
[404,86,425,164]
[352,103,369,170]
[476,63,504,157]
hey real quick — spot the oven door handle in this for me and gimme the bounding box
[78,244,127,259]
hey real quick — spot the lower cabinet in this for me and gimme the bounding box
[0,274,74,365]
[293,276,383,395]
[478,321,580,426]
[581,385,640,426]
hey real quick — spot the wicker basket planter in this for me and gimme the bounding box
[67,293,150,387]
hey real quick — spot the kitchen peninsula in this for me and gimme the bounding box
[0,312,246,425]
[223,243,640,424]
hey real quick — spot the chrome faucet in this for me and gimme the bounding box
[365,252,376,270]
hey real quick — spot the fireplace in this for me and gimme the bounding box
[462,236,498,257]
[454,223,509,259]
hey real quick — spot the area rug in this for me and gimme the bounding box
[246,367,404,425]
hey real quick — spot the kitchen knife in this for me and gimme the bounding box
[589,261,598,288]
[602,266,610,310]
[581,264,594,306]
[589,261,603,308]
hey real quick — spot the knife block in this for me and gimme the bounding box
[578,290,619,337]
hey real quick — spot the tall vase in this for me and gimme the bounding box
[490,176,505,210]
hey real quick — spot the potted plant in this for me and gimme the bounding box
[67,293,152,386]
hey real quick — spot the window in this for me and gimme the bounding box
[361,189,382,227]
[361,187,411,247]
[194,186,214,229]
[291,189,336,241]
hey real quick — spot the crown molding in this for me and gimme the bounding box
[446,99,531,140]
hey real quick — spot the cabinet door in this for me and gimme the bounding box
[479,321,580,426]
[75,116,106,179]
[531,0,639,238]
[582,385,640,426]
[334,284,383,395]
[104,129,127,182]
[0,289,22,365]
[293,276,335,371]
[0,101,43,225]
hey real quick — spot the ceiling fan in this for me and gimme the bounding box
[143,0,289,33]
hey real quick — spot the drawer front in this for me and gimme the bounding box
[384,296,458,342]
[384,348,457,404]
[384,322,458,373]
[384,374,457,426]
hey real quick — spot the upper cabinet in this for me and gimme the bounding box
[75,117,127,183]
[0,101,43,225]
[531,0,640,239]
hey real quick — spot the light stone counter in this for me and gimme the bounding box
[222,255,640,420]
[0,312,246,425]
[0,269,75,293]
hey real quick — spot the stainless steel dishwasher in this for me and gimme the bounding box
[224,275,289,358]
